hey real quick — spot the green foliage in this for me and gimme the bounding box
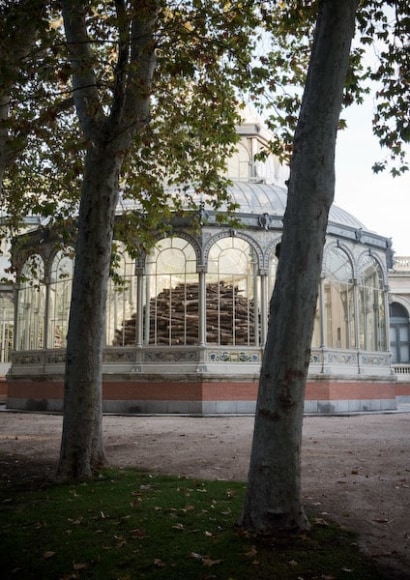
[1,0,259,251]
[1,0,408,246]
[250,0,409,174]
[0,469,390,579]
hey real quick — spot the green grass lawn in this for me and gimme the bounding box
[0,468,390,579]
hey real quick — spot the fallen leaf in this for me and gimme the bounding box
[153,559,166,568]
[130,528,146,538]
[73,562,88,571]
[312,517,329,527]
[172,523,184,530]
[202,557,222,567]
[43,551,56,559]
[288,560,298,567]
[188,552,203,560]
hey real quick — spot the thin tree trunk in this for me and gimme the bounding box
[240,0,360,534]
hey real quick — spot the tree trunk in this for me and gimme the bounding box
[57,145,121,480]
[57,0,157,481]
[239,0,359,534]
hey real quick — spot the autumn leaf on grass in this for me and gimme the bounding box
[202,556,223,567]
[130,528,146,538]
[182,504,195,512]
[114,535,127,548]
[244,546,257,558]
[154,559,166,568]
[43,551,56,559]
[172,522,184,530]
[312,517,329,527]
[188,552,222,567]
[188,552,203,560]
[73,562,88,571]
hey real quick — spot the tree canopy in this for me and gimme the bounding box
[249,0,409,176]
[1,0,408,238]
[1,0,260,242]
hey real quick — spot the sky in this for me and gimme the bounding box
[334,96,410,257]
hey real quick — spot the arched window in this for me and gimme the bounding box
[207,236,259,345]
[144,237,198,345]
[16,255,45,351]
[358,254,386,351]
[226,141,250,180]
[108,245,138,346]
[389,302,410,364]
[48,250,73,348]
[0,291,14,362]
[324,247,355,349]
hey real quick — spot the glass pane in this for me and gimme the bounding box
[144,237,199,346]
[325,247,353,283]
[0,293,14,362]
[48,250,73,348]
[400,345,409,363]
[399,326,409,341]
[358,255,386,351]
[108,245,138,346]
[207,237,259,346]
[16,255,45,351]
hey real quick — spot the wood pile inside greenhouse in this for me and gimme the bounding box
[112,280,257,346]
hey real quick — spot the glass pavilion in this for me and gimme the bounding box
[6,118,396,414]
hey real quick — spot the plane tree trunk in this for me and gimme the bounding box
[239,0,360,534]
[57,0,158,481]
[57,146,122,479]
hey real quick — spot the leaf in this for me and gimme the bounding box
[130,528,146,538]
[188,552,203,560]
[73,562,88,571]
[153,559,166,568]
[202,557,223,567]
[43,551,56,559]
[172,523,184,530]
[312,517,329,527]
[288,559,298,567]
[244,546,257,557]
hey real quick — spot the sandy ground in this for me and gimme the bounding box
[0,409,409,578]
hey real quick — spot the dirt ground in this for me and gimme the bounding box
[0,408,409,578]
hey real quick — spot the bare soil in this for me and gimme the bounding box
[0,409,409,578]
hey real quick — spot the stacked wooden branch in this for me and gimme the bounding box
[112,280,257,346]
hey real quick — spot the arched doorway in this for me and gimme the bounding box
[389,302,410,364]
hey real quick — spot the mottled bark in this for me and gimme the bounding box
[57,146,121,479]
[240,0,360,534]
[57,0,158,480]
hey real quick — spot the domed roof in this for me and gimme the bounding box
[226,180,366,230]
